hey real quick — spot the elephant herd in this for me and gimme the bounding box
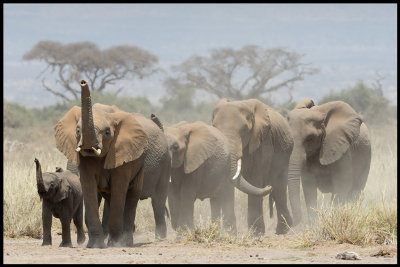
[35,80,371,248]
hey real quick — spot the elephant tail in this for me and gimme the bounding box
[165,205,170,219]
[151,114,164,132]
[269,194,274,218]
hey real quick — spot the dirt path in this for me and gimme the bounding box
[4,231,397,264]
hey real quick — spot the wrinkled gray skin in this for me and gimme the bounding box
[35,158,85,247]
[55,81,148,248]
[67,112,171,240]
[165,121,272,232]
[287,99,371,225]
[212,98,294,235]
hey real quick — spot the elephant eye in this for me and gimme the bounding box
[76,127,80,136]
[104,128,111,137]
[172,143,179,151]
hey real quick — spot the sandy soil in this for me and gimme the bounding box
[4,229,397,264]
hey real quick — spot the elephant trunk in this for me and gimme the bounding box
[34,158,46,194]
[223,132,272,196]
[230,157,272,196]
[80,80,98,150]
[288,146,305,226]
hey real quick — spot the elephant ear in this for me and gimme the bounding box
[104,111,148,169]
[246,99,271,154]
[319,101,362,165]
[182,123,218,174]
[53,177,71,203]
[295,98,315,109]
[54,106,81,166]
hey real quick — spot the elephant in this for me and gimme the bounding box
[97,112,171,239]
[34,158,85,247]
[212,98,294,235]
[66,113,171,241]
[287,99,371,225]
[164,121,272,232]
[54,80,148,248]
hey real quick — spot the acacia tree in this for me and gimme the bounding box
[167,45,318,102]
[23,41,159,102]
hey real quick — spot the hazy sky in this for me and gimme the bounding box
[4,3,397,108]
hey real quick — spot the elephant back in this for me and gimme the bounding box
[132,113,170,198]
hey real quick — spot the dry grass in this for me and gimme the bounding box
[3,122,397,248]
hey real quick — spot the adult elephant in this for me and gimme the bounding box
[66,113,170,240]
[55,80,148,248]
[287,99,371,225]
[165,121,272,232]
[212,98,294,235]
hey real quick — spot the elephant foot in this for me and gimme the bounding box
[276,223,290,235]
[87,238,106,248]
[77,234,86,245]
[59,241,73,248]
[250,228,265,237]
[41,240,52,246]
[155,228,167,239]
[107,238,133,247]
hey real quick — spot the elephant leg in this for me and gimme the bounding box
[59,215,73,247]
[41,202,52,246]
[331,153,353,204]
[272,174,292,235]
[210,197,222,222]
[108,165,144,247]
[301,173,318,224]
[247,195,265,235]
[178,184,196,230]
[219,187,237,233]
[73,203,86,245]
[81,172,106,248]
[102,198,110,238]
[152,196,167,239]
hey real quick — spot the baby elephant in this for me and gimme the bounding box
[34,158,85,247]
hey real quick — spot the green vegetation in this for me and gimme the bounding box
[318,81,396,124]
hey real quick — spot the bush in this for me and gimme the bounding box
[319,81,394,125]
[4,101,35,128]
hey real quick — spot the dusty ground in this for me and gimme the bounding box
[4,229,397,264]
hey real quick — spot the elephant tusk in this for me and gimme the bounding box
[169,176,172,183]
[92,147,102,156]
[75,147,81,152]
[232,158,242,181]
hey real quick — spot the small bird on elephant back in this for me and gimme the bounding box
[34,158,85,247]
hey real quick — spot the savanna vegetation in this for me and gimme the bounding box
[4,80,396,247]
[4,41,397,248]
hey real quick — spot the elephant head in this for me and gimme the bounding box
[165,121,272,196]
[54,80,148,169]
[34,158,71,203]
[287,99,363,225]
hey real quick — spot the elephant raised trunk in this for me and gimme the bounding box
[34,158,46,195]
[80,80,101,155]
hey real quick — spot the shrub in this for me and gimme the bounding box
[4,101,35,128]
[319,81,393,125]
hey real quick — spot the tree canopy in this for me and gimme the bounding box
[23,41,159,102]
[166,45,318,101]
